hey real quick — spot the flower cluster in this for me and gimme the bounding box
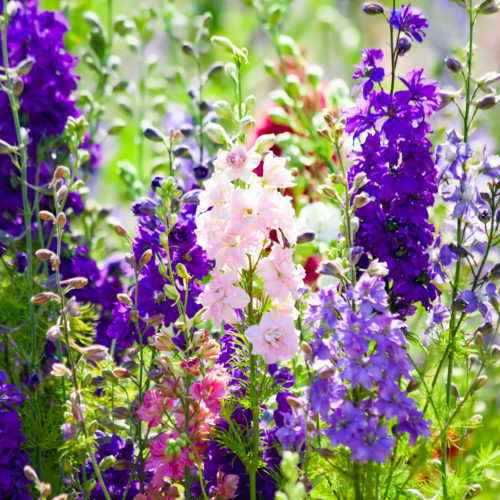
[0,0,78,248]
[137,330,227,498]
[195,145,304,363]
[346,13,441,313]
[305,274,431,463]
[0,371,31,499]
[103,186,210,353]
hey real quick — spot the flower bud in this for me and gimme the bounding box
[475,94,498,110]
[61,277,88,289]
[300,341,313,356]
[12,78,24,97]
[40,482,52,498]
[473,375,487,392]
[143,126,164,142]
[366,259,389,277]
[114,225,131,239]
[56,212,67,227]
[451,383,460,398]
[15,57,35,76]
[51,363,72,378]
[56,185,68,203]
[445,56,464,73]
[175,262,191,281]
[477,322,493,335]
[164,284,180,301]
[319,260,344,278]
[102,369,119,384]
[24,465,39,482]
[205,123,229,145]
[406,379,421,393]
[286,396,303,410]
[396,33,412,55]
[352,193,369,209]
[362,2,385,14]
[296,231,316,244]
[35,249,55,261]
[139,249,153,268]
[492,345,500,359]
[468,354,478,370]
[38,210,55,221]
[31,292,60,305]
[114,367,133,379]
[117,293,133,306]
[80,345,109,362]
[153,333,176,352]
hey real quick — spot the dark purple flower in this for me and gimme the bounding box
[390,4,428,43]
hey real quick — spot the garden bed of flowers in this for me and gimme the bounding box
[0,0,499,498]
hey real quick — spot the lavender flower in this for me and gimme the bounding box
[305,275,431,463]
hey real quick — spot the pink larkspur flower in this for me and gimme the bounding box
[258,244,305,302]
[145,432,194,487]
[209,470,239,500]
[198,270,250,324]
[246,309,299,363]
[137,389,173,428]
[191,364,229,412]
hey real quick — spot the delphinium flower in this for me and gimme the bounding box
[80,432,140,500]
[0,0,78,247]
[304,274,431,464]
[102,179,210,353]
[346,6,441,313]
[0,371,31,499]
[195,145,304,360]
[195,328,296,498]
[136,329,228,498]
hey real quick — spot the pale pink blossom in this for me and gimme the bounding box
[214,145,261,183]
[246,309,299,363]
[259,153,295,189]
[258,245,305,302]
[198,171,233,212]
[256,188,297,244]
[198,270,250,324]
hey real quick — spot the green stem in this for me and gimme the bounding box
[249,353,259,500]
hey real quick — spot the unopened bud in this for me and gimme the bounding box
[492,345,500,359]
[47,324,61,342]
[143,126,164,142]
[56,212,67,227]
[51,363,72,378]
[451,383,460,398]
[114,225,130,239]
[477,322,493,335]
[319,260,344,278]
[102,369,119,384]
[297,231,316,244]
[452,297,468,311]
[31,292,60,305]
[24,465,39,482]
[15,57,35,76]
[164,284,180,301]
[475,332,484,347]
[253,134,276,154]
[60,277,88,289]
[12,78,24,97]
[353,172,368,190]
[117,293,133,306]
[468,354,479,370]
[114,368,133,379]
[352,192,369,209]
[40,482,52,498]
[35,249,55,261]
[367,259,389,277]
[445,56,463,73]
[113,459,133,471]
[318,448,336,460]
[139,249,152,268]
[406,379,421,393]
[56,185,68,203]
[362,2,385,14]
[475,94,498,110]
[175,262,191,281]
[300,341,313,356]
[80,345,108,362]
[38,210,55,221]
[152,333,176,352]
[473,375,487,392]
